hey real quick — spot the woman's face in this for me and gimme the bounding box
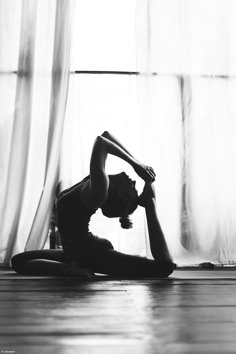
[115,172,137,196]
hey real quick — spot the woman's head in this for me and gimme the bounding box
[101,172,138,228]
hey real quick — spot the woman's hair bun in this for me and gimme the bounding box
[119,216,133,229]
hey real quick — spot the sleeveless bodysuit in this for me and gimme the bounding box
[55,176,113,263]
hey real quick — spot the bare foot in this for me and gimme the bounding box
[65,261,95,279]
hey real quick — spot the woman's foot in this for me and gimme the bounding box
[64,261,95,279]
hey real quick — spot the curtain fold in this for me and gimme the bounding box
[0,0,74,265]
[0,0,38,264]
[25,0,73,251]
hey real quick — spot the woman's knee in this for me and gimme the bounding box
[11,253,25,274]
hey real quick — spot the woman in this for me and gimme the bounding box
[11,131,174,278]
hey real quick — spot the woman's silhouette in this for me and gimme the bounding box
[12,131,174,278]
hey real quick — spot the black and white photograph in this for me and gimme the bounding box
[1,0,236,353]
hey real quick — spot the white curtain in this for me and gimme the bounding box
[60,0,236,265]
[60,74,150,257]
[3,0,235,266]
[0,0,73,265]
[59,0,150,258]
[136,0,236,265]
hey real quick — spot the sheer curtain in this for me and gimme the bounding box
[60,74,149,256]
[0,0,73,265]
[4,0,234,266]
[61,0,236,265]
[60,0,150,257]
[136,0,236,265]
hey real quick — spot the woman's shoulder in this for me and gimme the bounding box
[61,176,90,193]
[56,176,90,205]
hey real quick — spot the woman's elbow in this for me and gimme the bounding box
[101,131,110,139]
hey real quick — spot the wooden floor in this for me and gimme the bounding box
[1,268,236,354]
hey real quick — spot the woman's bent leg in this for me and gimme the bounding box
[22,259,70,276]
[11,250,68,275]
[84,250,174,278]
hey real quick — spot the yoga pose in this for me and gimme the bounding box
[12,131,174,278]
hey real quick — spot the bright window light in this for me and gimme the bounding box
[70,0,137,71]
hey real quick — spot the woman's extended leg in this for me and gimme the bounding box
[84,249,174,278]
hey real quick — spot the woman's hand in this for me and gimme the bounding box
[133,161,156,183]
[138,182,156,207]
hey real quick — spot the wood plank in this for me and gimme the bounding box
[1,268,236,354]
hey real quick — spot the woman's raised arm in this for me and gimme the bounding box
[81,132,156,209]
[101,131,134,157]
[101,131,156,182]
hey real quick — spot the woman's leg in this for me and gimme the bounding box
[11,250,94,277]
[84,249,174,278]
[21,259,70,276]
[11,250,68,275]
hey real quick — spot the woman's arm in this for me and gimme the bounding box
[81,133,156,209]
[101,131,134,157]
[139,183,172,262]
[101,131,156,181]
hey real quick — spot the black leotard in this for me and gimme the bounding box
[55,176,113,263]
